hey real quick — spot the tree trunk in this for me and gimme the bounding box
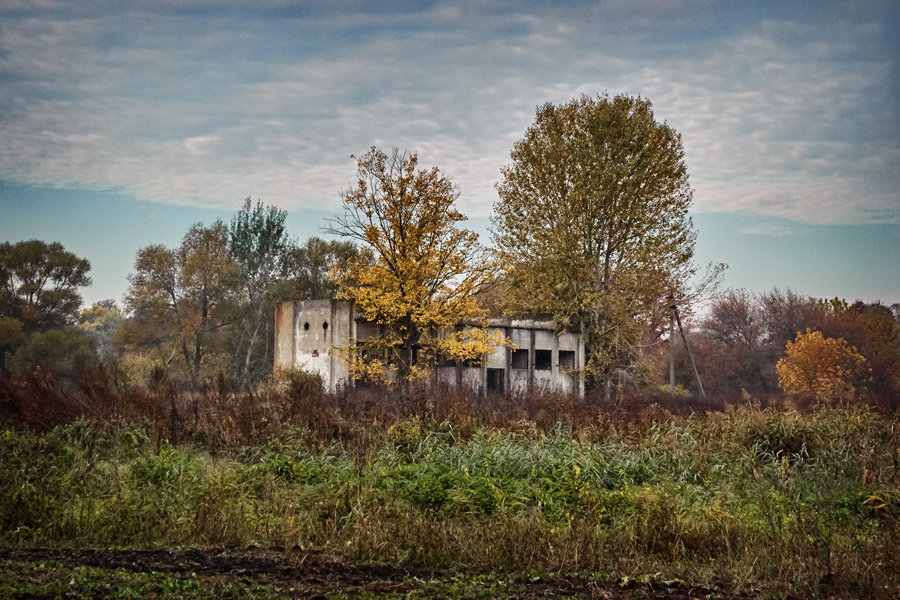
[398,320,420,402]
[242,301,266,386]
[181,341,192,376]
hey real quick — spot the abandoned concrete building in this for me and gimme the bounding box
[274,299,586,396]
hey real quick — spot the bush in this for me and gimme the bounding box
[0,317,26,371]
[282,368,323,397]
[12,328,99,389]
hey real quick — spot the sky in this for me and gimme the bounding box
[1,0,898,307]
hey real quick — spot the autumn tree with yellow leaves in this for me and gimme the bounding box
[329,147,501,385]
[776,329,869,404]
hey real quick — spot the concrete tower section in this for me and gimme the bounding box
[274,299,355,392]
[274,299,585,397]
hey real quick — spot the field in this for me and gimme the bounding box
[1,380,899,598]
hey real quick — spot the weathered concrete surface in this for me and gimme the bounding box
[275,300,585,396]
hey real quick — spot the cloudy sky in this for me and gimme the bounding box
[1,0,898,306]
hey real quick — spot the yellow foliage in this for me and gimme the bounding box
[433,327,515,364]
[330,148,501,384]
[344,354,393,386]
[776,329,869,404]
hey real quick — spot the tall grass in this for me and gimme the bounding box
[1,375,898,598]
[1,366,741,450]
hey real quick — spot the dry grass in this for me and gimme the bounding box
[2,369,749,451]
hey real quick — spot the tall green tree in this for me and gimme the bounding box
[124,221,238,383]
[228,198,290,385]
[0,240,91,333]
[12,328,99,389]
[493,94,697,388]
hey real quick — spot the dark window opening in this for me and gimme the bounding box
[534,349,552,370]
[392,345,422,367]
[511,349,529,369]
[323,321,328,330]
[359,346,383,364]
[303,322,310,331]
[559,350,575,369]
[487,368,505,394]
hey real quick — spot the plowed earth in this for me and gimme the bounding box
[0,547,793,599]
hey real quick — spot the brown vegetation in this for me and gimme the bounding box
[2,364,752,451]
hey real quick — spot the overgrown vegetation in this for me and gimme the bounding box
[676,290,900,406]
[1,379,898,598]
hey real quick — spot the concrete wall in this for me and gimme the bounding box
[273,302,295,371]
[274,299,354,391]
[274,300,585,397]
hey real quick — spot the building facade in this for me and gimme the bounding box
[274,299,585,396]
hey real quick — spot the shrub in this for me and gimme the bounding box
[0,318,26,371]
[11,328,99,389]
[281,368,323,397]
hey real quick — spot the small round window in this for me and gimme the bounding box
[303,322,310,331]
[322,321,329,330]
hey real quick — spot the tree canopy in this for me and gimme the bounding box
[229,198,290,384]
[493,94,696,384]
[777,329,869,404]
[123,221,238,382]
[330,147,498,384]
[278,237,370,302]
[79,300,124,357]
[0,239,92,333]
[116,199,376,387]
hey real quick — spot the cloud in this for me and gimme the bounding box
[737,222,798,237]
[184,135,222,155]
[0,0,897,224]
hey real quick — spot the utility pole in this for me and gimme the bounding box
[669,309,675,394]
[668,296,705,399]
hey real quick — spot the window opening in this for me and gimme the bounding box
[303,322,310,331]
[559,350,575,369]
[487,368,505,393]
[511,349,529,369]
[534,349,552,370]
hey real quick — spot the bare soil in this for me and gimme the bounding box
[0,547,797,599]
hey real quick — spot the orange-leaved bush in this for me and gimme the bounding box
[776,329,869,403]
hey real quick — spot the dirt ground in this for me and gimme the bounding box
[0,546,796,599]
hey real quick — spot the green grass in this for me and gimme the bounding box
[1,405,899,598]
